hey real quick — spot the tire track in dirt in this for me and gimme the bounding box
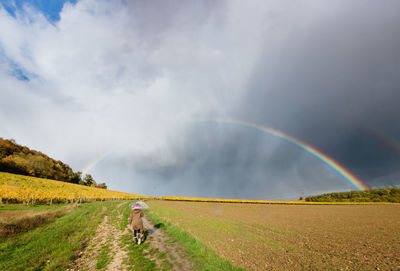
[142,215,194,271]
[107,205,129,271]
[68,208,110,271]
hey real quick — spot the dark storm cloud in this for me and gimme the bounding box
[237,0,400,184]
[121,0,400,198]
[117,124,353,200]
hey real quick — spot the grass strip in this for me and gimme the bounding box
[96,240,113,269]
[119,202,131,230]
[0,201,119,271]
[146,210,246,271]
[121,233,157,270]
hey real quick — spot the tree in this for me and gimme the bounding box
[70,171,82,184]
[83,174,95,186]
[96,183,107,189]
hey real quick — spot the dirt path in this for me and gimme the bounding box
[68,204,129,271]
[68,213,111,270]
[142,215,194,271]
[68,204,194,271]
[107,209,129,270]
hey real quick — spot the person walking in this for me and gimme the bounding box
[129,203,144,244]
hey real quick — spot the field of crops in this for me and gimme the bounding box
[161,196,399,205]
[0,172,148,203]
[147,200,400,270]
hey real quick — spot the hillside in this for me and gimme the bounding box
[0,138,81,181]
[305,188,400,203]
[0,172,146,203]
[0,138,106,188]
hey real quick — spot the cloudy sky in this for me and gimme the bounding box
[1,0,399,200]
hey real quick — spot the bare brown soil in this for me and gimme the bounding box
[148,200,400,271]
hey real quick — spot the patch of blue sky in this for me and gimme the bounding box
[0,49,35,81]
[0,0,77,22]
[9,63,30,81]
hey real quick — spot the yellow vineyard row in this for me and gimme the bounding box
[0,172,149,202]
[160,196,400,205]
[2,172,398,205]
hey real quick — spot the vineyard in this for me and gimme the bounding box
[1,171,399,205]
[0,172,148,203]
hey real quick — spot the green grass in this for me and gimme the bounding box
[145,210,246,271]
[0,201,121,271]
[157,251,167,259]
[148,247,160,256]
[96,241,113,269]
[161,259,172,270]
[120,233,157,270]
[119,202,131,230]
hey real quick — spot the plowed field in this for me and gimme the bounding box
[148,200,400,270]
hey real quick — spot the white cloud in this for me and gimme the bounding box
[0,0,268,176]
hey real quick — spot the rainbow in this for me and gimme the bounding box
[201,119,368,191]
[364,126,400,154]
[80,153,108,175]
